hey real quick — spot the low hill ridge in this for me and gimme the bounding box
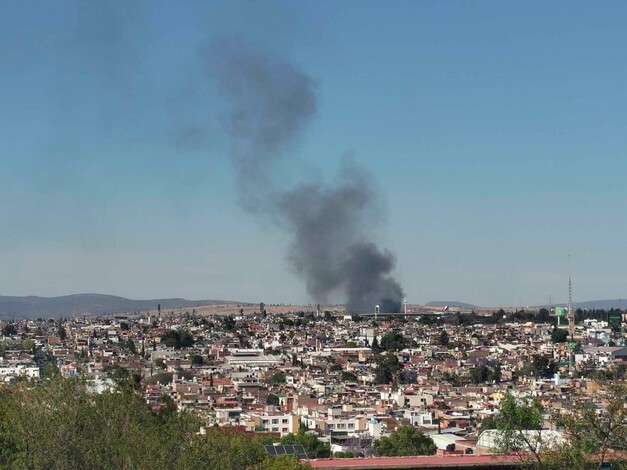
[0,293,240,318]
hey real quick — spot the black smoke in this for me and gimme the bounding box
[211,42,405,313]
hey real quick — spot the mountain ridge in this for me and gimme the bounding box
[0,293,243,318]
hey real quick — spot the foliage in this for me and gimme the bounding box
[160,329,194,349]
[0,377,311,469]
[374,425,437,456]
[223,316,236,331]
[439,330,449,347]
[485,386,627,469]
[266,393,280,406]
[483,393,546,464]
[280,430,331,459]
[261,455,311,469]
[191,354,204,365]
[469,364,501,384]
[270,372,287,384]
[333,451,357,458]
[341,371,357,382]
[550,327,568,343]
[545,383,627,470]
[380,331,405,352]
[371,336,381,354]
[2,323,17,337]
[518,355,558,379]
[374,353,402,385]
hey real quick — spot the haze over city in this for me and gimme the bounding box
[2,1,627,307]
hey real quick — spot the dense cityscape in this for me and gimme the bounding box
[1,302,625,468]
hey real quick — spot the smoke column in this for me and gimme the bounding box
[212,42,404,312]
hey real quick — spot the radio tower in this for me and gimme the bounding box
[567,276,575,341]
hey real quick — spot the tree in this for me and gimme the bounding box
[371,337,381,354]
[160,329,194,349]
[481,393,546,465]
[21,339,35,352]
[469,364,501,384]
[375,425,437,456]
[57,324,67,341]
[439,330,449,347]
[550,328,568,343]
[266,394,280,406]
[2,324,17,337]
[191,355,204,365]
[120,322,130,331]
[380,331,405,352]
[262,456,311,470]
[374,353,402,385]
[531,355,558,379]
[545,383,627,470]
[0,376,309,469]
[223,316,236,331]
[125,339,136,354]
[270,372,286,384]
[341,371,357,382]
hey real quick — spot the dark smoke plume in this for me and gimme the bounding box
[212,42,405,312]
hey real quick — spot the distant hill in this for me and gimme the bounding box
[546,299,627,310]
[425,301,477,309]
[0,294,241,319]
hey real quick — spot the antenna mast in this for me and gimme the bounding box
[567,255,575,341]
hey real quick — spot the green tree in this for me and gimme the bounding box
[550,327,568,343]
[261,455,312,470]
[2,323,17,337]
[482,393,546,465]
[341,371,357,382]
[374,353,402,385]
[380,331,405,352]
[545,383,627,470]
[266,394,280,406]
[57,324,67,341]
[374,425,437,456]
[439,330,449,347]
[223,316,236,331]
[371,336,381,354]
[0,376,309,470]
[270,372,286,384]
[160,330,194,349]
[21,339,35,352]
[191,355,204,365]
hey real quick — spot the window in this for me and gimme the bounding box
[272,419,279,424]
[282,419,288,424]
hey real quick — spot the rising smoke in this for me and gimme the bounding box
[211,42,404,313]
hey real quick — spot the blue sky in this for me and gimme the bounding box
[2,1,627,306]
